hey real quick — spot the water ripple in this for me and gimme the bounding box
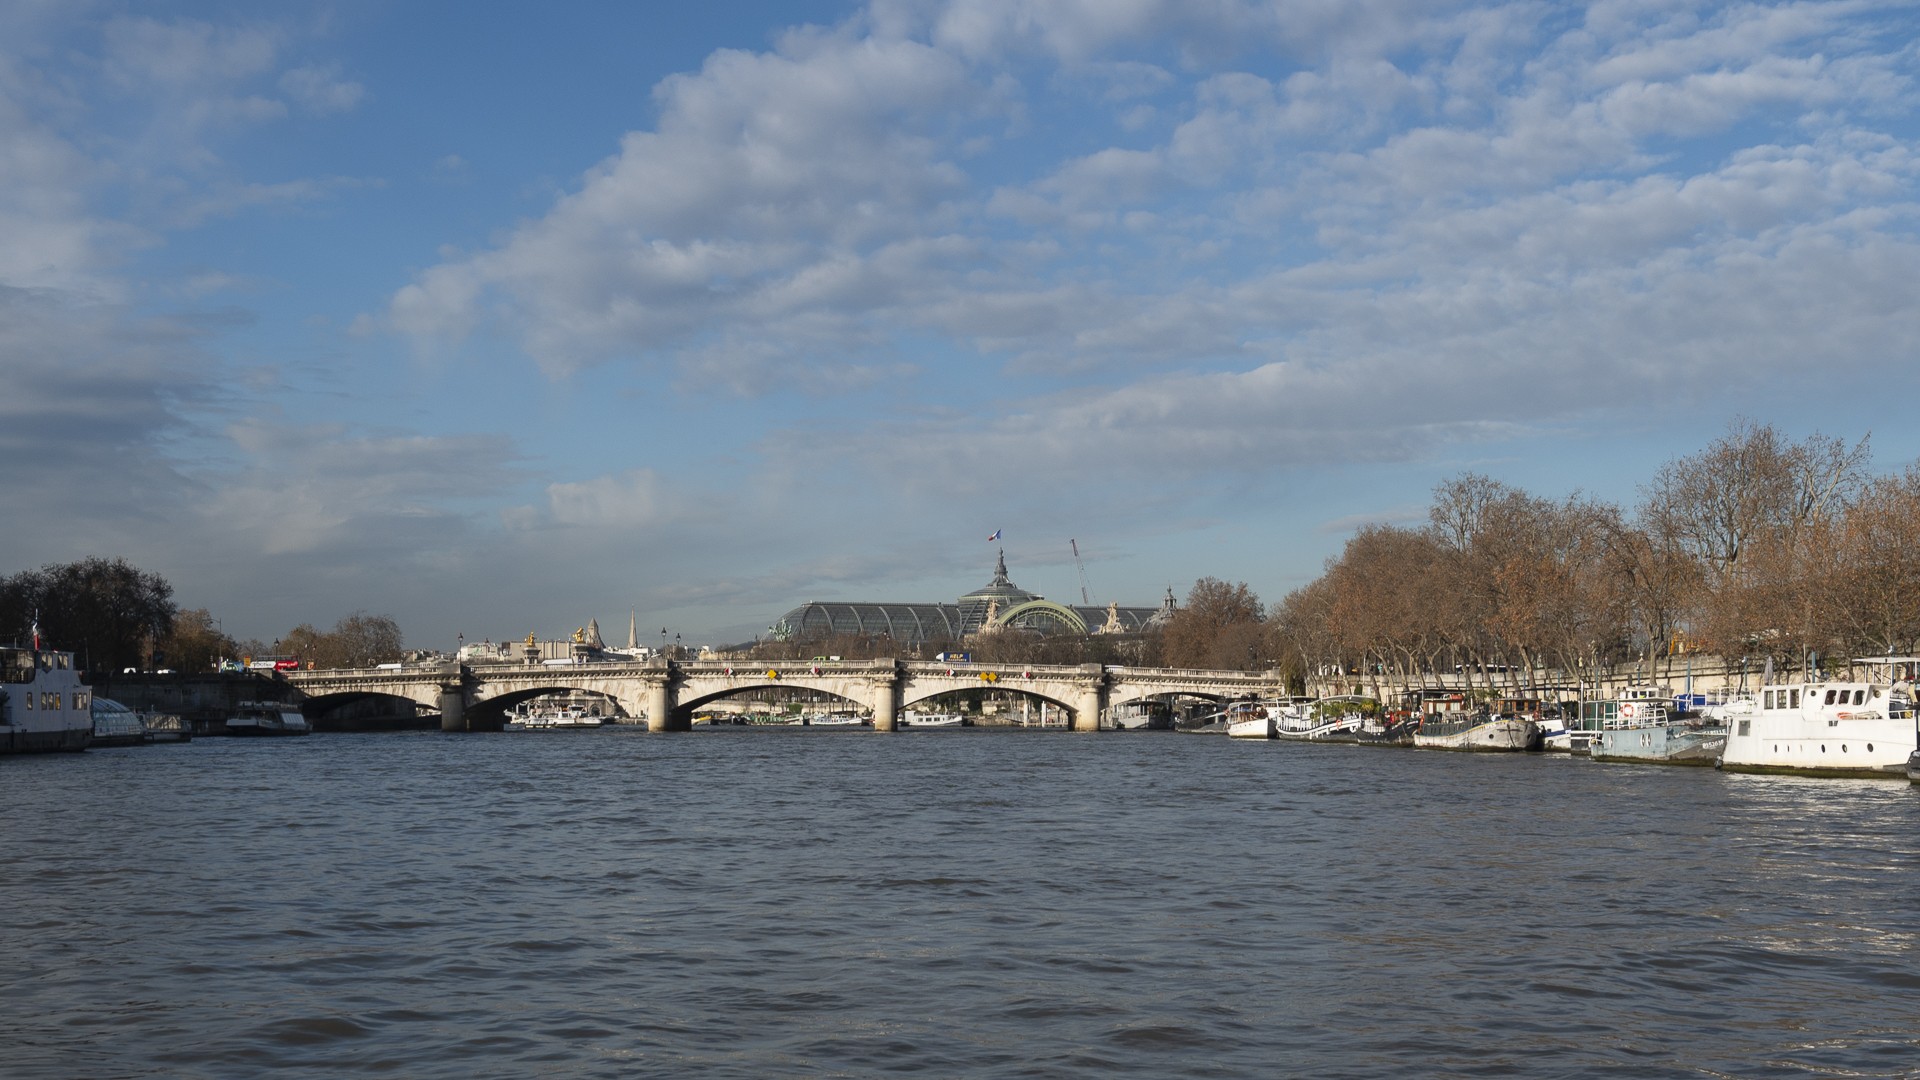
[5,732,1920,1077]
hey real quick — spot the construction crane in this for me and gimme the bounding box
[1070,539,1092,605]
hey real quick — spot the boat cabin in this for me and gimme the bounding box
[1398,688,1470,718]
[1577,692,1671,732]
[1756,680,1907,719]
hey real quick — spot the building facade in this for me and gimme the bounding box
[767,550,1174,646]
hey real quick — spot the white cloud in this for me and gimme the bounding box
[100,16,280,90]
[386,26,984,374]
[279,64,367,114]
[203,421,518,557]
[525,469,683,530]
[14,0,1920,643]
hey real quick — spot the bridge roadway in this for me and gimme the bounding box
[286,658,1284,732]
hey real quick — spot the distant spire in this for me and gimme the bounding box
[627,609,638,651]
[993,548,1009,585]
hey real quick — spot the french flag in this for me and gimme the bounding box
[986,528,1001,542]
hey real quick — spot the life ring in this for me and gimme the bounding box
[1619,702,1638,720]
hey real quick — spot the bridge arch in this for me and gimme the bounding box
[300,689,440,731]
[468,685,631,724]
[678,679,873,718]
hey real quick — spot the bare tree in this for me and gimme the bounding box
[1641,418,1869,584]
[275,612,405,668]
[1598,509,1702,680]
[1,557,177,673]
[1824,465,1920,656]
[1270,577,1338,689]
[1160,578,1265,670]
[1326,524,1450,699]
[158,608,239,673]
[1489,495,1625,688]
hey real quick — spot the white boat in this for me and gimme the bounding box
[901,710,968,727]
[90,696,148,748]
[509,703,605,729]
[224,701,311,736]
[1533,713,1574,751]
[547,706,604,728]
[1717,660,1918,777]
[1109,702,1174,730]
[1274,697,1371,741]
[806,712,867,727]
[1500,696,1577,751]
[2,644,94,753]
[1225,701,1276,739]
[1700,694,1758,725]
[141,712,191,742]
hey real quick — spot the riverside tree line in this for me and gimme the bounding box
[0,557,404,675]
[775,421,1912,692]
[10,421,1906,687]
[1250,420,1910,695]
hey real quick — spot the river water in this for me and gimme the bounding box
[5,729,1920,1079]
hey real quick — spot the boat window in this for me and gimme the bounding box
[73,692,88,710]
[1791,689,1801,708]
[23,691,32,710]
[1855,689,1866,705]
[1824,689,1836,705]
[1764,690,1774,709]
[57,654,70,669]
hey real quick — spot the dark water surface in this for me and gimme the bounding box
[6,729,1920,1078]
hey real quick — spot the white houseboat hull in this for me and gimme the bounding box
[1275,717,1365,742]
[1591,724,1726,766]
[1719,716,1911,776]
[1226,714,1274,739]
[1413,718,1538,752]
[1717,678,1914,777]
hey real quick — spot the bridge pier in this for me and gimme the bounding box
[439,682,472,732]
[871,673,900,732]
[647,675,684,733]
[1072,664,1107,732]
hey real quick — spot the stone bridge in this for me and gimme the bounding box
[285,659,1284,733]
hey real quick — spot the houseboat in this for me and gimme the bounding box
[1717,661,1917,777]
[1,644,93,754]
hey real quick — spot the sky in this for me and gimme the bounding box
[4,0,1919,651]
